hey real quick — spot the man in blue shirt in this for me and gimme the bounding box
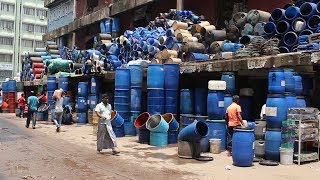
[26,91,39,129]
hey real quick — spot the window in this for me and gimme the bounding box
[0,3,15,13]
[0,70,12,80]
[0,37,13,46]
[36,9,47,18]
[87,0,98,11]
[0,54,12,63]
[0,20,14,30]
[22,39,33,48]
[35,25,47,33]
[22,23,34,32]
[35,41,44,48]
[23,7,35,16]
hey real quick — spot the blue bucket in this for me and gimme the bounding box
[146,114,169,133]
[178,121,208,142]
[111,111,125,127]
[162,113,179,131]
[150,132,168,147]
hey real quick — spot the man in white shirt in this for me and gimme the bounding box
[260,104,266,120]
[95,94,119,155]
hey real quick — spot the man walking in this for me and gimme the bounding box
[53,90,65,132]
[18,93,26,118]
[95,94,119,155]
[26,91,39,129]
[226,95,244,156]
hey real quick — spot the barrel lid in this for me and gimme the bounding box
[296,96,305,99]
[206,120,226,123]
[234,127,254,131]
[266,128,281,131]
[222,72,235,75]
[267,94,284,98]
[284,92,296,96]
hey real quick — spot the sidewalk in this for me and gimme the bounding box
[7,114,320,180]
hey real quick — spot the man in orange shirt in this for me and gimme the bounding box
[18,93,26,118]
[226,95,244,156]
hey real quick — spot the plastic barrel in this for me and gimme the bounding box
[271,8,285,22]
[221,72,235,94]
[105,19,112,34]
[129,65,143,87]
[37,112,44,121]
[78,82,88,97]
[266,94,287,130]
[113,125,125,137]
[194,88,207,115]
[8,80,16,92]
[284,69,295,92]
[164,64,180,90]
[63,96,70,106]
[90,76,100,94]
[240,96,253,120]
[284,6,300,21]
[148,89,164,115]
[162,113,179,131]
[77,97,87,112]
[165,89,178,114]
[114,103,130,112]
[268,69,285,94]
[2,81,8,92]
[77,113,87,124]
[150,132,168,146]
[180,89,194,114]
[293,73,303,95]
[131,87,142,112]
[48,91,54,105]
[147,64,164,89]
[307,15,320,30]
[207,91,224,120]
[264,22,276,37]
[115,68,130,90]
[180,114,196,128]
[296,96,306,107]
[100,21,106,33]
[111,17,121,33]
[283,31,298,47]
[265,129,282,161]
[168,131,179,144]
[232,128,255,167]
[115,89,130,97]
[134,112,150,144]
[110,111,125,127]
[206,120,227,150]
[124,121,136,136]
[276,20,290,35]
[224,94,233,115]
[146,114,169,133]
[88,94,98,110]
[254,120,267,140]
[178,121,208,142]
[58,76,68,91]
[284,92,297,109]
[300,2,317,19]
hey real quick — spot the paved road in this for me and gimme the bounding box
[0,116,185,180]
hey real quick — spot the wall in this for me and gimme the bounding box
[76,0,113,19]
[48,0,75,32]
[247,0,291,13]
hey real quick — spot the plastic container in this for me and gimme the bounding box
[180,89,194,114]
[266,94,287,129]
[268,69,285,94]
[207,91,224,120]
[115,69,130,90]
[147,64,164,89]
[208,80,227,91]
[232,128,255,167]
[280,148,294,165]
[210,139,222,154]
[265,129,282,161]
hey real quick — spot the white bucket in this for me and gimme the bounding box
[280,148,293,165]
[210,138,221,154]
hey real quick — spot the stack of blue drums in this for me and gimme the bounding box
[265,69,299,161]
[47,76,57,121]
[114,68,131,137]
[164,64,180,143]
[88,76,99,111]
[126,65,143,136]
[147,64,165,115]
[77,82,88,124]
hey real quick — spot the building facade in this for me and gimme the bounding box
[0,0,48,81]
